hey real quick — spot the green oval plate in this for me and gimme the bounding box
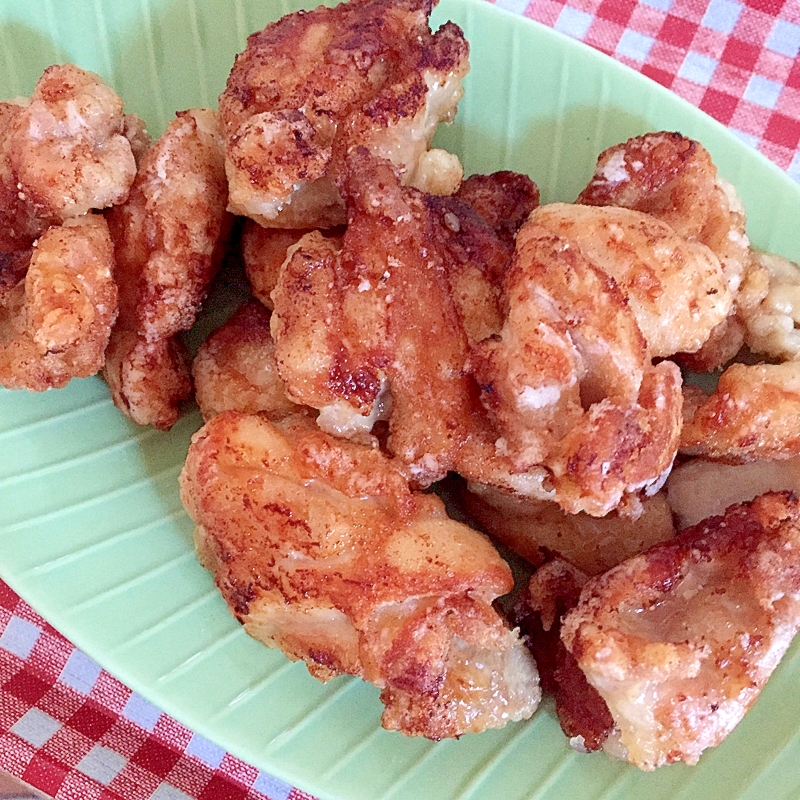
[2,1,800,798]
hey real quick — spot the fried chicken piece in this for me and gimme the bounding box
[0,66,137,256]
[180,411,541,739]
[104,108,232,429]
[121,113,152,164]
[463,484,675,576]
[428,172,538,345]
[102,332,191,428]
[561,492,800,769]
[677,313,746,373]
[270,149,507,482]
[242,221,344,310]
[741,250,800,362]
[192,300,304,421]
[454,171,540,248]
[667,456,800,529]
[530,203,732,358]
[472,219,683,516]
[0,249,30,309]
[0,215,117,390]
[577,132,749,294]
[9,65,136,225]
[577,132,753,370]
[272,150,675,514]
[0,102,48,254]
[218,0,468,228]
[509,558,616,753]
[680,362,800,461]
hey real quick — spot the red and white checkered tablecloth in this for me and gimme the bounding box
[0,585,316,800]
[1,0,799,799]
[519,0,800,175]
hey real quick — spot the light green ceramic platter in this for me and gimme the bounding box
[2,1,800,798]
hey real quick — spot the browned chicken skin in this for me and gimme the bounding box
[577,131,755,371]
[104,109,232,429]
[219,0,468,228]
[192,299,305,421]
[472,217,683,516]
[561,492,800,769]
[180,411,541,739]
[0,215,117,390]
[6,65,137,233]
[270,149,530,485]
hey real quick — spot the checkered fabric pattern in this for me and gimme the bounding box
[498,0,800,179]
[0,585,317,800]
[1,1,799,798]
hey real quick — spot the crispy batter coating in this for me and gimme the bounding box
[530,203,732,358]
[577,131,749,294]
[121,114,152,165]
[0,215,117,390]
[680,362,800,462]
[270,150,506,481]
[108,109,231,339]
[104,109,232,429]
[242,220,344,310]
[429,173,538,345]
[0,102,48,253]
[577,131,753,370]
[472,218,683,515]
[9,65,136,225]
[463,484,675,576]
[510,558,616,753]
[218,0,468,228]
[102,330,191,428]
[454,171,540,248]
[742,250,800,361]
[192,300,304,421]
[677,313,746,373]
[0,249,30,309]
[180,411,540,739]
[561,492,800,769]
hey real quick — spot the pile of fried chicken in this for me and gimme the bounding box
[4,0,800,771]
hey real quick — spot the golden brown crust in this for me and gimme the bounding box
[577,132,748,291]
[270,149,506,483]
[530,203,732,358]
[219,0,468,228]
[454,171,540,247]
[9,65,136,223]
[180,411,540,738]
[0,249,32,310]
[0,215,117,391]
[425,177,537,345]
[680,362,800,462]
[561,491,800,769]
[192,299,304,421]
[104,108,231,428]
[578,131,751,371]
[509,558,615,753]
[471,217,682,515]
[242,221,345,309]
[0,103,48,253]
[102,329,191,430]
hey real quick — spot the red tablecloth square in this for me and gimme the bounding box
[661,13,700,46]
[23,752,69,796]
